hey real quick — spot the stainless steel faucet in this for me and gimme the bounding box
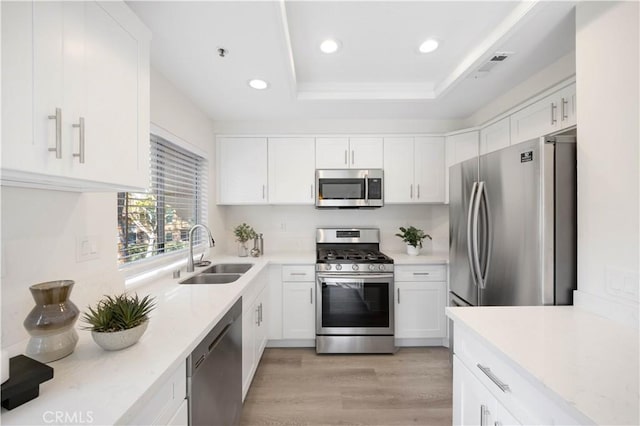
[187,224,215,272]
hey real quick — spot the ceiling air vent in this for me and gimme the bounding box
[468,51,514,79]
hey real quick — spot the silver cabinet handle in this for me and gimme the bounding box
[397,288,400,304]
[262,185,266,199]
[477,364,510,392]
[351,150,355,165]
[310,184,313,200]
[48,107,62,159]
[417,184,420,199]
[410,184,413,199]
[561,97,568,121]
[290,272,307,276]
[550,102,557,124]
[255,306,260,325]
[495,422,502,426]
[480,404,489,426]
[259,303,263,324]
[344,150,348,165]
[310,287,313,304]
[72,117,85,164]
[413,272,430,276]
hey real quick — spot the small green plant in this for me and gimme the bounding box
[395,226,432,248]
[233,223,257,243]
[82,293,156,333]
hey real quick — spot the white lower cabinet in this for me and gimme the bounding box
[282,265,316,339]
[452,324,586,426]
[394,265,447,341]
[167,399,188,426]
[242,269,269,400]
[128,361,186,425]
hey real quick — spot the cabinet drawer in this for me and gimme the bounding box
[455,326,585,425]
[129,361,186,425]
[282,265,315,282]
[395,265,446,282]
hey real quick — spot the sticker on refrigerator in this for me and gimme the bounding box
[520,151,533,163]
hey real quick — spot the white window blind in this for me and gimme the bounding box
[117,134,208,265]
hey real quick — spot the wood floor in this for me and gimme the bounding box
[240,347,452,425]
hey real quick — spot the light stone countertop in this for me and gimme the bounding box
[1,251,449,425]
[446,305,640,425]
[386,251,449,265]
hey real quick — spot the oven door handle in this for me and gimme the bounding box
[317,273,394,280]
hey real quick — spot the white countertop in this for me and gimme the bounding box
[1,254,293,425]
[387,251,449,265]
[446,306,640,425]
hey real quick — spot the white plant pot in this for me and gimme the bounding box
[91,321,148,351]
[406,244,420,256]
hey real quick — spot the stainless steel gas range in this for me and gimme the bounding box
[315,228,396,354]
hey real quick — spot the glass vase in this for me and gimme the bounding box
[23,280,79,363]
[238,241,249,257]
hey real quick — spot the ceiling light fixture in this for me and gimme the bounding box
[418,39,439,54]
[320,39,340,54]
[248,79,269,90]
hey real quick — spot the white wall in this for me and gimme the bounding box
[0,68,219,349]
[573,1,639,326]
[464,51,576,127]
[150,68,223,254]
[222,204,449,256]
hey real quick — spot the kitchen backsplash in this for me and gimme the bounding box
[222,204,449,255]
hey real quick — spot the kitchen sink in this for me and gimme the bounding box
[180,273,241,285]
[201,263,253,274]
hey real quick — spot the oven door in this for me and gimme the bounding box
[316,273,394,336]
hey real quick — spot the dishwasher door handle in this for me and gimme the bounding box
[192,322,234,374]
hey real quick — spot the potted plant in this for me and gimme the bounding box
[233,223,257,257]
[395,226,432,256]
[82,293,156,351]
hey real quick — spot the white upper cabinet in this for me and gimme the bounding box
[384,136,445,204]
[445,131,479,204]
[1,1,151,191]
[510,82,576,145]
[316,137,383,169]
[479,117,510,155]
[268,137,315,204]
[217,137,268,205]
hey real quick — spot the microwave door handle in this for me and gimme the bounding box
[364,174,369,205]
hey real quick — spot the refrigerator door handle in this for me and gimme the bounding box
[480,183,492,285]
[467,181,479,287]
[472,181,485,288]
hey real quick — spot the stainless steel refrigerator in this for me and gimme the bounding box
[449,135,576,308]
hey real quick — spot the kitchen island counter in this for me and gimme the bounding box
[447,305,639,425]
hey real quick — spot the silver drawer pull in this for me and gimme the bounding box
[477,364,510,392]
[413,272,431,276]
[290,272,307,276]
[48,107,62,159]
[72,117,85,163]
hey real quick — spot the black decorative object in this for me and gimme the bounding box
[1,355,54,410]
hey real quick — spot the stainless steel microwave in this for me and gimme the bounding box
[315,169,384,208]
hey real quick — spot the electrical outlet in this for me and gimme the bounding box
[76,236,100,262]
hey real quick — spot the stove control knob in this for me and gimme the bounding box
[352,264,359,271]
[325,264,332,271]
[335,264,342,271]
[378,265,385,271]
[368,264,375,271]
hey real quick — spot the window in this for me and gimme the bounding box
[117,134,207,266]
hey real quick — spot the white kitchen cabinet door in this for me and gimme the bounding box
[2,1,150,191]
[242,297,257,400]
[217,137,268,205]
[316,137,349,169]
[254,286,269,363]
[480,117,510,155]
[453,356,498,426]
[1,1,35,172]
[282,282,315,339]
[167,400,188,426]
[510,92,559,145]
[395,281,446,339]
[268,137,315,204]
[383,137,414,203]
[414,136,445,203]
[445,131,479,204]
[349,137,383,169]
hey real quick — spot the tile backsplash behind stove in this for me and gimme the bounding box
[222,204,449,254]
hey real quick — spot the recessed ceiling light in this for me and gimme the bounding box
[418,39,439,54]
[320,39,340,54]
[248,79,269,90]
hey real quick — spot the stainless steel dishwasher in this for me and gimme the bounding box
[187,298,242,426]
